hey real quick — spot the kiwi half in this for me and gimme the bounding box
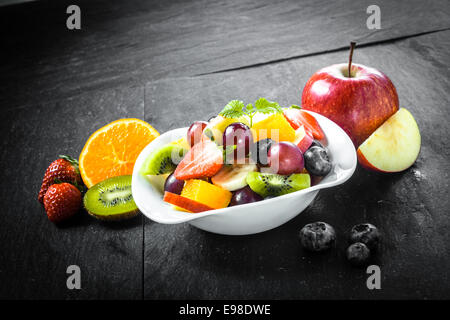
[139,144,187,176]
[246,172,310,197]
[84,175,139,221]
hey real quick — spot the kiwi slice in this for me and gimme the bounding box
[139,144,187,175]
[84,175,139,221]
[246,172,311,197]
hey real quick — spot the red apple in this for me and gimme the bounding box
[302,43,399,147]
[293,126,313,153]
[357,108,421,172]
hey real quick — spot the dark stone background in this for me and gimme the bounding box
[0,0,449,299]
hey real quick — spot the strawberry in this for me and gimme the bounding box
[174,138,223,180]
[38,155,81,203]
[283,108,325,140]
[43,183,82,223]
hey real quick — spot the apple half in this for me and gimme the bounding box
[357,108,421,172]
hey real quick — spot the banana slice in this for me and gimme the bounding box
[211,163,258,191]
[146,173,169,193]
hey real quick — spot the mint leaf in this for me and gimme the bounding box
[290,105,301,109]
[219,100,245,118]
[218,98,285,128]
[254,98,282,114]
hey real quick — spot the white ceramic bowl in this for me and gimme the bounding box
[132,111,356,235]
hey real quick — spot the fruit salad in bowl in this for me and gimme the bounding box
[132,98,356,235]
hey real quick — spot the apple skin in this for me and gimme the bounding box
[302,63,399,147]
[357,148,387,172]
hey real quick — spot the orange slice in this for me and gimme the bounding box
[251,113,296,142]
[79,118,159,188]
[181,179,232,209]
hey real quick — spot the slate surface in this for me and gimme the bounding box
[1,0,450,108]
[0,0,449,300]
[143,30,450,299]
[0,86,144,299]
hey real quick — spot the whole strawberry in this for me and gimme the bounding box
[43,183,82,223]
[38,155,81,203]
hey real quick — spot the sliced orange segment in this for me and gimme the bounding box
[181,179,232,209]
[79,118,159,188]
[251,113,296,142]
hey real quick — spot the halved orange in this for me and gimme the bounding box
[79,118,159,188]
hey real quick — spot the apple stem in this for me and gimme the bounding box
[348,41,356,78]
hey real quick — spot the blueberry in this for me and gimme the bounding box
[250,138,275,167]
[349,223,380,250]
[299,222,336,252]
[304,146,332,176]
[309,140,324,150]
[346,242,371,266]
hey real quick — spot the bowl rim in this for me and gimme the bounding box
[132,110,357,224]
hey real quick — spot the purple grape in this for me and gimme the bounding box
[187,121,208,147]
[164,173,185,195]
[223,122,253,162]
[268,142,304,175]
[229,186,263,207]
